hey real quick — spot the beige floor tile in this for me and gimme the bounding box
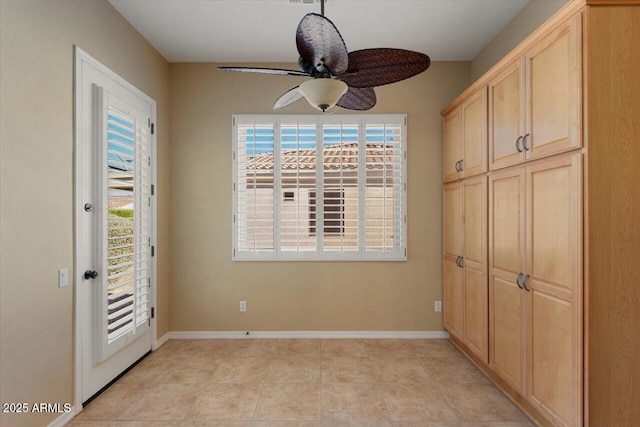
[364,340,416,358]
[369,357,431,383]
[155,356,220,384]
[321,340,368,357]
[212,357,271,383]
[185,383,262,421]
[321,383,389,422]
[153,340,193,358]
[392,423,534,427]
[440,384,528,422]
[182,340,234,358]
[74,383,147,421]
[254,383,322,421]
[110,422,180,426]
[275,339,322,357]
[226,340,279,358]
[266,356,321,383]
[118,383,199,421]
[381,382,457,422]
[323,421,392,427]
[252,422,320,427]
[67,422,114,426]
[402,340,454,358]
[321,357,377,383]
[181,422,251,427]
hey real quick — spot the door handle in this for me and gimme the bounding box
[455,256,460,267]
[455,160,461,172]
[516,272,523,289]
[522,274,531,292]
[516,136,524,153]
[523,133,531,151]
[459,159,464,172]
[84,270,99,280]
[459,256,464,267]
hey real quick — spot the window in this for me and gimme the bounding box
[233,115,406,261]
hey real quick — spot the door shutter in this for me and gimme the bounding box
[95,85,151,363]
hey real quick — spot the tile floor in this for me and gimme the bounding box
[69,339,534,427]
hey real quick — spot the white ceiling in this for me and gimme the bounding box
[108,0,529,63]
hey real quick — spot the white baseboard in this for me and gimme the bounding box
[167,330,449,340]
[47,407,75,427]
[153,332,170,350]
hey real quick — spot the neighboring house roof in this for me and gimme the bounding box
[246,143,397,171]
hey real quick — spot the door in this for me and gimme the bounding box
[443,182,463,338]
[489,59,526,171]
[489,167,526,395]
[443,107,462,183]
[75,48,155,403]
[525,14,581,161]
[461,176,488,362]
[461,88,488,178]
[526,153,582,426]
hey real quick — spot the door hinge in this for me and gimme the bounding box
[151,184,155,195]
[151,307,155,319]
[151,246,155,257]
[151,123,155,135]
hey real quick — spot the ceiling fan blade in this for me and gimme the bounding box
[340,48,430,88]
[274,86,305,110]
[218,66,310,77]
[336,87,376,111]
[296,13,348,76]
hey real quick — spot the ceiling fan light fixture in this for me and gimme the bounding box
[299,78,347,112]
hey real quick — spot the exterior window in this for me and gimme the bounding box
[233,115,406,261]
[309,191,345,236]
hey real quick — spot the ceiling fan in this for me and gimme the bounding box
[218,0,431,112]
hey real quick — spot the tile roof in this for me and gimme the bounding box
[246,143,397,170]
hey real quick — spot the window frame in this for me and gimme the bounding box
[232,114,407,261]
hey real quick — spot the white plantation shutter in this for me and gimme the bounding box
[234,119,276,259]
[280,122,318,257]
[233,115,406,261]
[321,122,360,253]
[364,119,405,258]
[96,86,152,362]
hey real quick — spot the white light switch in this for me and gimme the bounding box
[58,268,69,288]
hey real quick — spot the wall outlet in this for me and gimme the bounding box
[240,300,247,312]
[58,268,69,288]
[434,300,442,312]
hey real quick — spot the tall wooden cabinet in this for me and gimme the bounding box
[442,0,640,427]
[444,176,488,362]
[488,154,582,426]
[442,2,640,426]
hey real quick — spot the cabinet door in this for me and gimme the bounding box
[489,167,526,395]
[461,87,488,178]
[489,59,526,171]
[462,176,488,362]
[525,14,581,161]
[526,153,582,427]
[443,182,463,338]
[443,107,462,183]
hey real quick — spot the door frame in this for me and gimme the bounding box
[73,46,158,413]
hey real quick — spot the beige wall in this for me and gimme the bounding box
[169,62,470,332]
[0,1,170,425]
[471,0,569,81]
